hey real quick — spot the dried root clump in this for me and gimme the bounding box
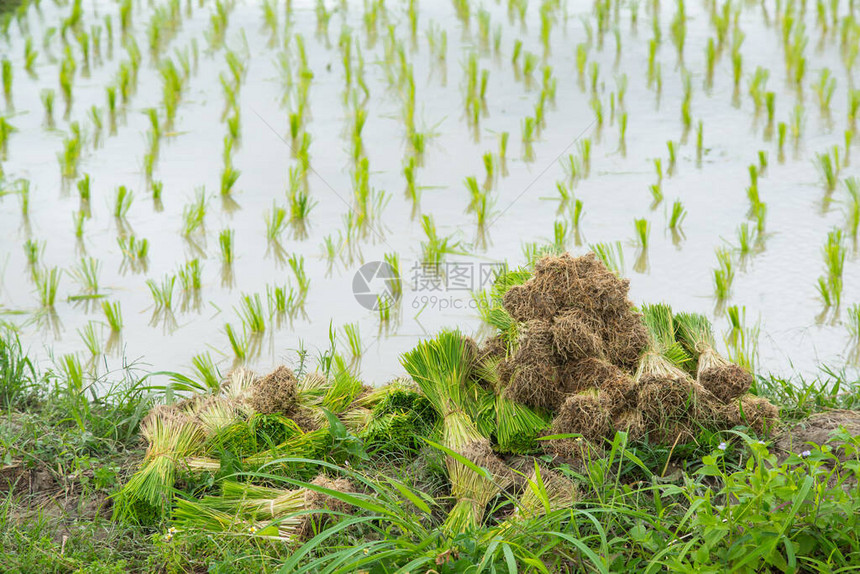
[551,391,612,444]
[457,439,516,486]
[561,358,636,406]
[506,320,566,412]
[247,366,299,415]
[551,310,605,361]
[699,363,753,404]
[601,311,650,370]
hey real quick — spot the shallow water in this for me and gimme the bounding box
[1,0,859,389]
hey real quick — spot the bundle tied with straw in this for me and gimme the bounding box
[635,304,714,443]
[401,330,513,534]
[112,409,205,525]
[474,357,550,454]
[173,497,302,541]
[512,464,578,520]
[675,312,753,403]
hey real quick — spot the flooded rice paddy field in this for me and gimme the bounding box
[1,0,859,388]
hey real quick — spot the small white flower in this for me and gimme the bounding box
[801,450,811,458]
[248,525,259,534]
[168,527,177,534]
[718,442,727,451]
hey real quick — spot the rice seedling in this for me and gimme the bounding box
[523,51,538,80]
[814,68,836,115]
[633,218,650,248]
[696,120,703,162]
[288,254,310,297]
[59,353,84,397]
[590,241,625,276]
[649,182,663,206]
[420,214,462,268]
[669,199,686,229]
[117,235,149,267]
[71,257,100,295]
[850,89,860,126]
[220,164,240,196]
[146,275,176,311]
[735,223,755,256]
[576,43,587,86]
[765,92,776,127]
[74,210,86,239]
[114,186,133,219]
[178,259,202,293]
[236,293,265,334]
[36,266,61,308]
[777,121,787,159]
[667,140,677,175]
[555,180,571,203]
[705,38,716,87]
[818,228,845,307]
[580,139,592,177]
[265,203,288,242]
[647,39,657,86]
[619,112,628,150]
[499,132,509,162]
[846,304,860,339]
[224,323,248,360]
[182,188,207,236]
[814,148,840,192]
[590,97,604,128]
[18,180,29,219]
[571,198,584,231]
[758,151,768,171]
[78,321,101,357]
[384,252,402,300]
[24,38,37,73]
[845,177,859,239]
[41,89,55,126]
[1,58,11,98]
[791,104,804,142]
[219,229,234,265]
[553,220,569,251]
[482,152,494,186]
[59,127,82,179]
[89,106,103,141]
[343,323,362,359]
[713,247,734,301]
[24,239,42,269]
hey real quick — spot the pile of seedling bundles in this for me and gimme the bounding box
[113,252,778,540]
[112,362,439,538]
[478,252,779,457]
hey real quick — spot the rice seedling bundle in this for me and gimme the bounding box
[401,330,511,533]
[173,498,301,541]
[675,312,753,403]
[112,410,205,524]
[512,465,577,520]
